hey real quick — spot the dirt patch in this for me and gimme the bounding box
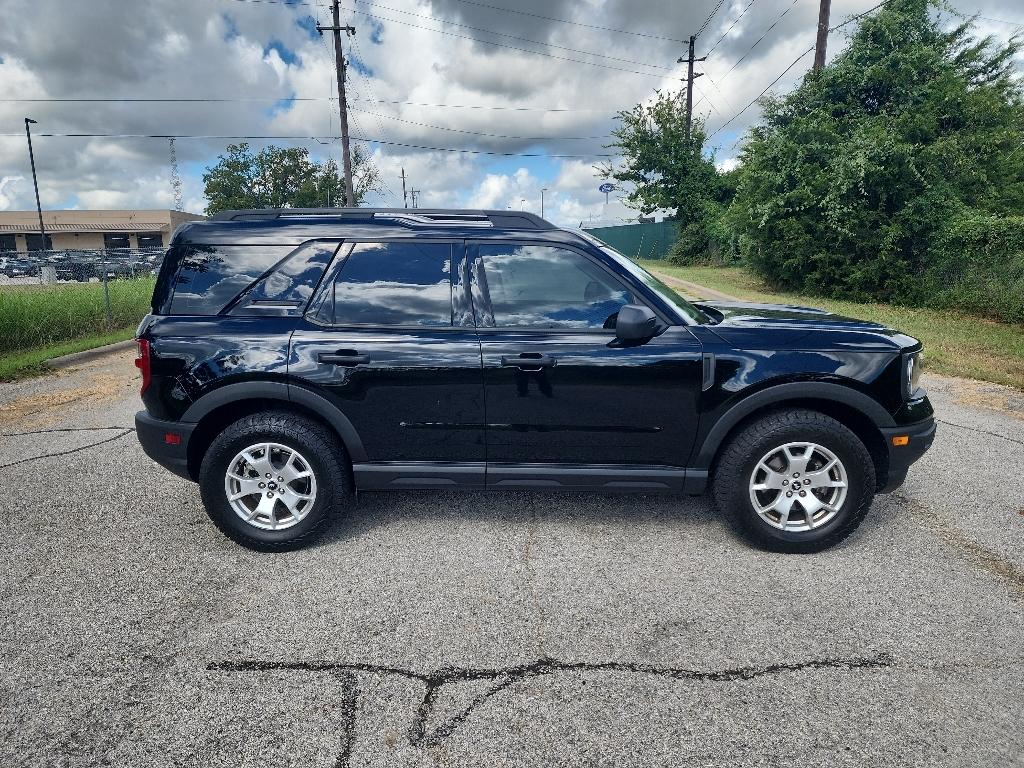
[0,371,134,430]
[927,373,1024,421]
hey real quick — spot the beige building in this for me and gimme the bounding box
[0,209,204,253]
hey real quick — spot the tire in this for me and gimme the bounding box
[712,409,876,553]
[198,411,351,550]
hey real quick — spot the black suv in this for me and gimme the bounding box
[135,209,935,552]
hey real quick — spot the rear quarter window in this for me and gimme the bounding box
[164,244,296,315]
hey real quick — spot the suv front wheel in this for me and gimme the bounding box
[198,411,350,549]
[712,410,876,553]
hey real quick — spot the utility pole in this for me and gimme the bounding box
[317,3,356,206]
[677,36,706,142]
[540,187,548,219]
[409,189,419,209]
[23,118,46,250]
[400,167,408,208]
[813,0,832,70]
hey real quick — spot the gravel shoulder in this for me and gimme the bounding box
[1,340,1022,767]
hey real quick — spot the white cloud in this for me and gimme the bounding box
[0,0,1019,219]
[0,175,24,210]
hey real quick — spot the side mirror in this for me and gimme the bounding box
[615,304,658,342]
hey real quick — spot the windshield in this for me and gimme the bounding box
[588,241,710,324]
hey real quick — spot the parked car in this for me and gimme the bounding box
[135,208,935,552]
[53,251,98,282]
[2,255,39,279]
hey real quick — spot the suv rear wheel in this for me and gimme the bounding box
[712,410,876,553]
[198,411,350,549]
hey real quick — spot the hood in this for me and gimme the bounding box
[694,300,916,350]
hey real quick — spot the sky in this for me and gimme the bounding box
[0,0,1022,228]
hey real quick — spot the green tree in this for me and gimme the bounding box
[202,143,380,214]
[601,91,728,263]
[728,0,1024,303]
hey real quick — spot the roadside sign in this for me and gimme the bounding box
[598,183,616,193]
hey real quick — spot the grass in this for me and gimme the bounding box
[0,277,153,380]
[0,328,137,381]
[640,261,1024,391]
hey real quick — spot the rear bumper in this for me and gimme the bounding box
[878,417,936,492]
[135,410,195,480]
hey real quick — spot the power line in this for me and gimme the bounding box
[340,0,674,72]
[718,0,801,83]
[705,0,757,55]
[696,0,729,39]
[0,96,610,112]
[708,44,815,140]
[423,0,688,43]
[337,5,674,79]
[708,1,892,143]
[350,109,612,141]
[0,131,616,158]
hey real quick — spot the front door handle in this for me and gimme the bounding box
[501,353,556,371]
[319,350,370,366]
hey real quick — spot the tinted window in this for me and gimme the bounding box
[231,242,337,316]
[0,234,15,251]
[479,244,632,329]
[324,241,452,327]
[169,244,292,315]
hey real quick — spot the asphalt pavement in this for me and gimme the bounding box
[1,346,1022,767]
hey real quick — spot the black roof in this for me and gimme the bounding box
[174,208,570,246]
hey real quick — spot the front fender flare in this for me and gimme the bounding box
[691,381,894,470]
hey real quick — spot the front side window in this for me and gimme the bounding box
[478,243,632,329]
[322,241,453,327]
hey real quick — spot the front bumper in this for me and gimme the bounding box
[135,410,196,480]
[877,416,936,492]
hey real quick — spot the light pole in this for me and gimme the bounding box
[24,118,46,251]
[520,198,526,211]
[541,187,548,219]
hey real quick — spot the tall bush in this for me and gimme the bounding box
[728,0,1024,305]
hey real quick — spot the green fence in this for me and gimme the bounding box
[583,221,679,261]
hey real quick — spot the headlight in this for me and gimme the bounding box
[904,351,923,399]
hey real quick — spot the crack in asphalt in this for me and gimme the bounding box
[0,425,133,437]
[935,418,1024,448]
[0,428,134,470]
[209,651,893,758]
[334,672,359,768]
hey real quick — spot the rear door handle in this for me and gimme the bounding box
[501,353,556,370]
[319,350,370,366]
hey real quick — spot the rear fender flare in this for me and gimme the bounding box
[181,381,366,461]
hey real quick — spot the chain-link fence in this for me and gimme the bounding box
[0,247,163,357]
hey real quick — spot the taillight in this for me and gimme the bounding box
[135,338,151,396]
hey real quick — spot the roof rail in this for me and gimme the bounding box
[208,207,556,229]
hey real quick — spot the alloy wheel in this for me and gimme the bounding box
[223,442,318,531]
[748,441,848,532]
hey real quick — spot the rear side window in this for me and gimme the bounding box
[166,244,292,315]
[315,241,452,327]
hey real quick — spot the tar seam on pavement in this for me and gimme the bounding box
[935,418,1024,447]
[209,652,894,763]
[0,428,134,470]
